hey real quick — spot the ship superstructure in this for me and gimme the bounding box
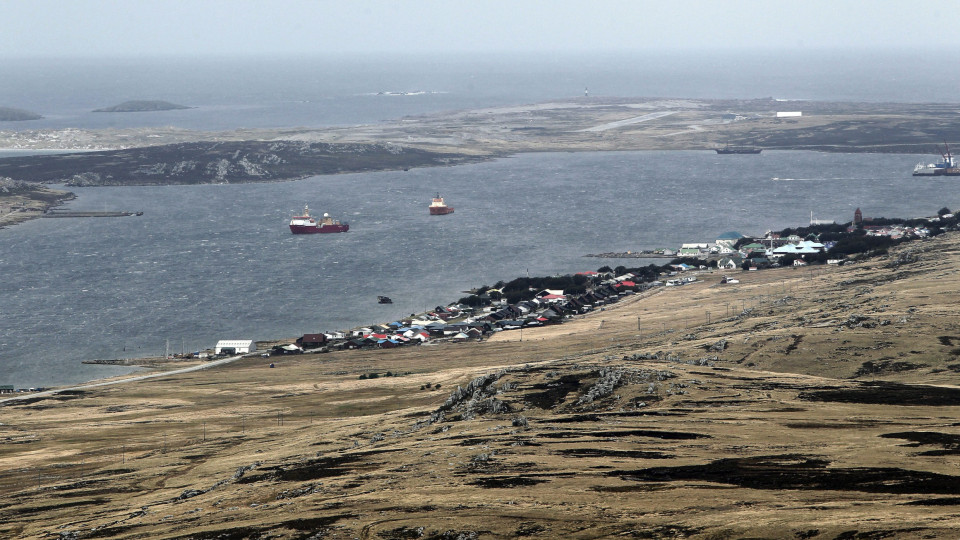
[429,194,454,215]
[914,142,960,176]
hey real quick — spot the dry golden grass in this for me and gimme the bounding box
[4,235,960,538]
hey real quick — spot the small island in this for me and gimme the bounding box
[0,106,43,121]
[92,100,192,113]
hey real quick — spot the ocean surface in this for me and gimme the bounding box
[2,50,959,387]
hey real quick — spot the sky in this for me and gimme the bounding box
[2,0,959,58]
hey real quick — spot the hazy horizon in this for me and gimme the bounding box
[3,1,959,58]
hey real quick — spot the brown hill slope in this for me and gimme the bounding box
[4,235,960,538]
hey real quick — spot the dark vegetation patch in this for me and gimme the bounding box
[238,449,401,483]
[8,497,108,517]
[619,525,704,539]
[423,530,487,540]
[726,380,820,393]
[377,505,438,514]
[83,524,139,539]
[904,497,960,506]
[280,514,357,531]
[783,420,886,429]
[832,529,924,540]
[515,522,547,536]
[799,382,960,406]
[609,454,960,494]
[469,475,550,488]
[673,399,755,407]
[590,484,674,493]
[881,431,960,455]
[457,438,490,446]
[523,374,583,409]
[937,336,960,346]
[166,514,356,540]
[546,410,678,423]
[57,485,140,498]
[505,437,542,447]
[538,429,709,440]
[784,334,804,354]
[853,360,927,377]
[378,527,429,539]
[555,448,672,459]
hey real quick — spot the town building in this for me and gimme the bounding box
[214,340,256,354]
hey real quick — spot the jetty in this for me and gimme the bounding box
[42,210,142,218]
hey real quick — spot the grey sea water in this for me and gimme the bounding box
[3,50,960,387]
[1,150,951,387]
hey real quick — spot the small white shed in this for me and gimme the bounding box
[215,339,256,354]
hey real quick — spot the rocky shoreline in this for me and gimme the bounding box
[0,180,74,229]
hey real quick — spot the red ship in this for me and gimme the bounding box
[289,205,349,234]
[429,194,454,215]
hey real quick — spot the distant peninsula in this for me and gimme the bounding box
[93,100,191,113]
[4,97,960,190]
[0,107,42,121]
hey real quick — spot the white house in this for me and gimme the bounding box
[776,111,802,118]
[715,232,745,249]
[215,339,256,354]
[773,240,825,256]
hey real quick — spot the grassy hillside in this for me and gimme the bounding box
[4,234,960,538]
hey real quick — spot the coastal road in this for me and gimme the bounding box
[0,354,250,404]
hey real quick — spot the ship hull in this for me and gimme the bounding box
[429,207,454,215]
[913,168,960,176]
[716,148,762,154]
[289,223,349,234]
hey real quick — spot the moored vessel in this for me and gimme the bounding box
[913,142,960,176]
[289,205,349,234]
[429,194,454,215]
[715,146,762,154]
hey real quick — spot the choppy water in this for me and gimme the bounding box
[3,50,960,386]
[0,150,952,387]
